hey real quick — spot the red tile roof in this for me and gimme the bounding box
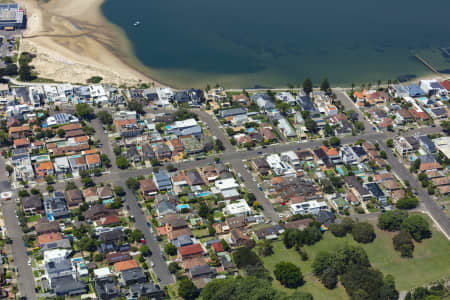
[211,242,224,253]
[13,138,30,147]
[178,244,204,258]
[114,259,139,272]
[440,80,450,91]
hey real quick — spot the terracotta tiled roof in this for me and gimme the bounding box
[420,162,442,172]
[83,187,98,198]
[211,242,224,253]
[8,124,30,134]
[182,257,207,271]
[85,153,100,165]
[13,138,30,147]
[178,244,204,258]
[113,259,139,272]
[74,136,89,143]
[271,177,284,185]
[84,149,97,155]
[114,119,137,128]
[440,80,450,91]
[37,232,62,246]
[35,161,54,171]
[61,123,82,131]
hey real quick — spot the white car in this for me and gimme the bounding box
[150,260,154,267]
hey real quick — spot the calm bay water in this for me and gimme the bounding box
[102,0,450,88]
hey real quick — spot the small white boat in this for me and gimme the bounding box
[133,21,141,27]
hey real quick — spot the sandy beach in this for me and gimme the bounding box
[19,0,165,87]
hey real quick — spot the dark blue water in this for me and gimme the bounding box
[102,0,450,88]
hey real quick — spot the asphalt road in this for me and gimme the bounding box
[0,156,37,300]
[335,91,373,132]
[230,160,279,221]
[91,118,118,172]
[194,110,234,152]
[119,180,174,285]
[378,140,450,238]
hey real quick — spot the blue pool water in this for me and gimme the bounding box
[336,167,346,175]
[103,199,113,204]
[177,204,190,210]
[72,257,82,262]
[197,192,211,197]
[248,128,254,133]
[48,213,54,221]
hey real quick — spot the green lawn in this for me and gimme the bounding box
[27,215,41,223]
[259,221,450,299]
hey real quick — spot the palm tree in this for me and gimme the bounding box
[368,83,372,90]
[377,80,381,90]
[351,83,355,92]
[387,79,392,88]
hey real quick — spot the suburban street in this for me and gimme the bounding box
[379,140,450,238]
[0,156,37,300]
[119,180,174,285]
[2,90,450,299]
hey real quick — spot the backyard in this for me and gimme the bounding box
[259,219,450,300]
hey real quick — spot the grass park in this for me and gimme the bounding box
[258,218,450,300]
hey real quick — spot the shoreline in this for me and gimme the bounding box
[19,0,170,87]
[13,0,450,89]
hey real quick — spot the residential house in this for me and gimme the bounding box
[54,156,71,177]
[95,276,121,300]
[35,160,54,178]
[230,229,254,247]
[285,219,313,231]
[83,204,115,221]
[154,143,172,160]
[160,214,188,232]
[395,109,413,125]
[68,155,87,174]
[340,146,358,165]
[251,93,275,111]
[289,200,328,215]
[344,176,372,202]
[64,189,83,207]
[22,194,43,214]
[278,117,296,138]
[86,153,101,169]
[166,119,202,139]
[114,260,139,273]
[253,158,270,175]
[45,194,70,219]
[178,243,205,260]
[223,199,252,217]
[126,145,141,163]
[98,185,114,201]
[365,182,387,205]
[83,187,99,203]
[139,179,158,197]
[416,135,437,154]
[254,225,284,240]
[153,170,172,190]
[35,219,60,235]
[219,107,247,119]
[394,136,414,156]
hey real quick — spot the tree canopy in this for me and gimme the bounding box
[351,222,376,244]
[75,103,95,120]
[312,245,398,299]
[378,210,409,231]
[401,215,431,241]
[97,110,113,125]
[302,78,313,94]
[274,262,304,288]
